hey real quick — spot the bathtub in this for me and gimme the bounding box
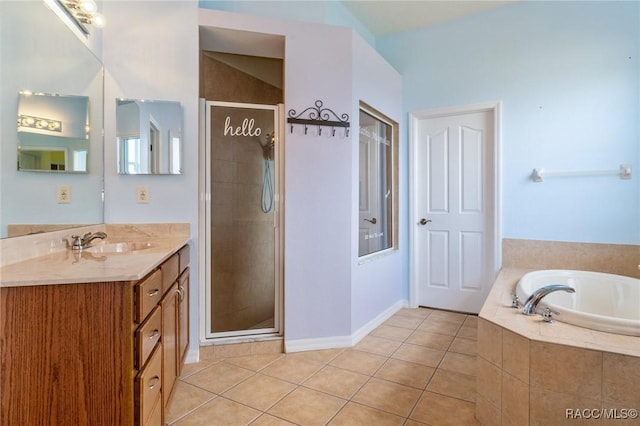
[516,270,640,336]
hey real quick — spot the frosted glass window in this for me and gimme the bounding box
[358,103,398,258]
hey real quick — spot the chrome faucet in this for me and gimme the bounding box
[522,284,575,315]
[71,232,107,250]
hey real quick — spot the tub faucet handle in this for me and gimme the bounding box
[511,293,521,308]
[541,307,558,323]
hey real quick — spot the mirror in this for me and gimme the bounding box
[0,1,104,238]
[17,92,90,173]
[116,99,183,174]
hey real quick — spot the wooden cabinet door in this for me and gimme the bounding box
[135,344,163,426]
[0,282,134,425]
[178,269,189,370]
[161,282,178,408]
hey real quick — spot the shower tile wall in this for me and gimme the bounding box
[201,53,282,105]
[211,132,274,331]
[202,53,283,332]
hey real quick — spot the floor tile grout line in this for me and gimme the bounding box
[247,410,302,426]
[223,374,301,419]
[170,308,478,425]
[318,397,350,426]
[346,321,444,421]
[167,392,218,425]
[203,395,266,424]
[215,353,285,372]
[176,378,223,398]
[195,351,349,408]
[177,358,219,380]
[300,342,431,422]
[406,388,430,424]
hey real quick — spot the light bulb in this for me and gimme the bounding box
[91,12,106,28]
[79,0,97,13]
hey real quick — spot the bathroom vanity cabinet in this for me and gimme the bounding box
[0,244,190,426]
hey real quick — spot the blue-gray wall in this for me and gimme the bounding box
[377,1,640,244]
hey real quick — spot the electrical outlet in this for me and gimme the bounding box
[57,185,71,204]
[136,185,149,204]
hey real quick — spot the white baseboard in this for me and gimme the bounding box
[284,299,408,353]
[284,335,353,353]
[350,299,408,345]
[184,347,200,364]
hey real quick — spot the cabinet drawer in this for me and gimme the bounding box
[136,269,162,323]
[145,392,163,426]
[135,306,161,369]
[178,245,190,274]
[160,253,179,294]
[136,344,163,426]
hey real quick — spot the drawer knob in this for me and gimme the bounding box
[148,376,160,390]
[147,289,159,297]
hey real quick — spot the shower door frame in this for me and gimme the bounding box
[200,100,285,342]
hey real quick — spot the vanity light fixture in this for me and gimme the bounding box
[18,114,63,133]
[59,0,106,30]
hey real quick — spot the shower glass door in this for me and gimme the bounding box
[204,101,282,339]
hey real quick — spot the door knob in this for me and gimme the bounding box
[364,217,377,224]
[419,218,432,225]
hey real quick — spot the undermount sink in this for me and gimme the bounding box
[85,241,155,253]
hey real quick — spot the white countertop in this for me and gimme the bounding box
[0,223,190,287]
[0,237,189,287]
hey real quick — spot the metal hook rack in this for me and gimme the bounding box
[287,100,350,137]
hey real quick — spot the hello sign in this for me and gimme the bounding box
[224,116,262,137]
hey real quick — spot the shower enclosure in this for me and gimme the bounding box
[203,101,283,339]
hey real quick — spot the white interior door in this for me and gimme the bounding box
[411,105,500,313]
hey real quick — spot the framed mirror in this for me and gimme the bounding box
[17,92,90,173]
[116,99,183,174]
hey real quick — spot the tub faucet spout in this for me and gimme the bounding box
[522,284,575,315]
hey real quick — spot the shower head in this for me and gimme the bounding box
[261,133,275,161]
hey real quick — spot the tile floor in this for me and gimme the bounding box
[166,308,480,425]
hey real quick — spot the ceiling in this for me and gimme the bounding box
[341,0,518,36]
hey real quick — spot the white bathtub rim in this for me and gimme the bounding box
[516,269,640,337]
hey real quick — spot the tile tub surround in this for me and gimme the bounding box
[477,268,640,426]
[503,238,640,279]
[0,223,190,286]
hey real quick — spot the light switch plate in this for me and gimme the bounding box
[136,185,149,203]
[57,185,71,204]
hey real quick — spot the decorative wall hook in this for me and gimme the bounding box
[287,100,350,137]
